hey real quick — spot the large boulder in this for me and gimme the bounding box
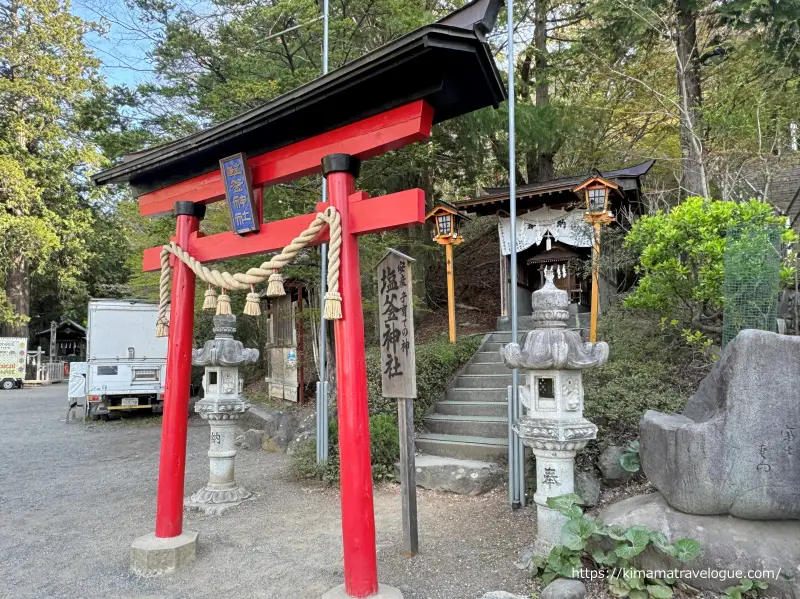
[601,493,800,598]
[640,330,800,519]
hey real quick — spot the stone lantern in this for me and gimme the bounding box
[500,267,608,554]
[187,314,259,514]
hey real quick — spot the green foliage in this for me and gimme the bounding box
[0,0,119,331]
[366,334,483,424]
[619,441,641,473]
[369,414,400,482]
[722,578,771,599]
[583,309,708,445]
[531,494,702,596]
[290,418,340,485]
[290,413,400,484]
[623,198,795,334]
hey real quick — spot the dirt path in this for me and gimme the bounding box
[0,385,535,599]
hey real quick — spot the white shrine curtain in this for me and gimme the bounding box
[497,206,593,256]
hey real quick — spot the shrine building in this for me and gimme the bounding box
[455,160,654,330]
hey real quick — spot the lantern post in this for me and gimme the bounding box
[574,177,617,343]
[425,202,470,343]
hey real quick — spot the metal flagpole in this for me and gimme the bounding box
[317,0,331,464]
[507,0,525,509]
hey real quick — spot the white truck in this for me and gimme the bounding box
[82,299,168,419]
[0,337,27,390]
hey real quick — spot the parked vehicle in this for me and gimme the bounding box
[84,299,167,418]
[0,337,27,390]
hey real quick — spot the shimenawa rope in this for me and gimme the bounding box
[155,206,342,337]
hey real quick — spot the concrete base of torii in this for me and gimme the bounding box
[322,584,404,599]
[130,531,198,577]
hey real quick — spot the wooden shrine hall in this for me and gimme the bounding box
[456,160,654,330]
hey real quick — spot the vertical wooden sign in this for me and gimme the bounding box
[376,249,418,556]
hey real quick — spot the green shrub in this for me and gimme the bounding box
[290,419,340,485]
[289,413,399,484]
[366,333,483,424]
[583,309,710,446]
[623,197,795,334]
[369,414,400,481]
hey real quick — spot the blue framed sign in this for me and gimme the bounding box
[219,153,260,235]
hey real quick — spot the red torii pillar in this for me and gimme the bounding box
[134,102,432,597]
[322,154,381,597]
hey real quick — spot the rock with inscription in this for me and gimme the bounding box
[598,445,634,488]
[601,493,800,598]
[640,329,800,519]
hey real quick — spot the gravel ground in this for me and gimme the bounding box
[0,384,536,599]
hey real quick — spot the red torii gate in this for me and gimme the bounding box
[152,105,431,598]
[93,1,505,597]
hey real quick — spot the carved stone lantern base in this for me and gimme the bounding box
[527,442,588,555]
[185,398,253,515]
[185,482,253,516]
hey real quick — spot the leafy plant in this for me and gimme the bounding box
[531,494,702,597]
[623,197,796,338]
[620,441,641,473]
[582,309,710,446]
[722,578,770,599]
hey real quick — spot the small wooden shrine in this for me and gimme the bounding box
[456,161,654,329]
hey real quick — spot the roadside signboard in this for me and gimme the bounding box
[0,337,27,381]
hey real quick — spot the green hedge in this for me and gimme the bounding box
[583,309,710,447]
[291,333,483,483]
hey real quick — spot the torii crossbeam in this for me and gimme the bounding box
[93,2,505,597]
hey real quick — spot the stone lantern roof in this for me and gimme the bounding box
[192,315,259,368]
[500,268,609,370]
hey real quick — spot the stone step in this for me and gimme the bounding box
[409,454,503,495]
[454,374,512,389]
[436,400,508,417]
[471,351,502,363]
[416,433,508,461]
[445,387,509,402]
[489,331,513,343]
[464,362,511,375]
[481,342,505,352]
[424,414,508,437]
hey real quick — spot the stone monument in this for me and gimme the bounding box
[501,267,608,554]
[186,314,259,514]
[600,330,800,597]
[640,328,800,519]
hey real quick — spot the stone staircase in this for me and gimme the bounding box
[416,332,515,462]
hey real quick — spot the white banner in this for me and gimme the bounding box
[498,206,592,256]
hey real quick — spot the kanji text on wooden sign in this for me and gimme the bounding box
[378,249,416,399]
[220,153,260,235]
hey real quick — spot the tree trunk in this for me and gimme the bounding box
[675,0,709,198]
[2,256,30,338]
[533,0,554,183]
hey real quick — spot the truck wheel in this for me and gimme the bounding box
[1,379,15,391]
